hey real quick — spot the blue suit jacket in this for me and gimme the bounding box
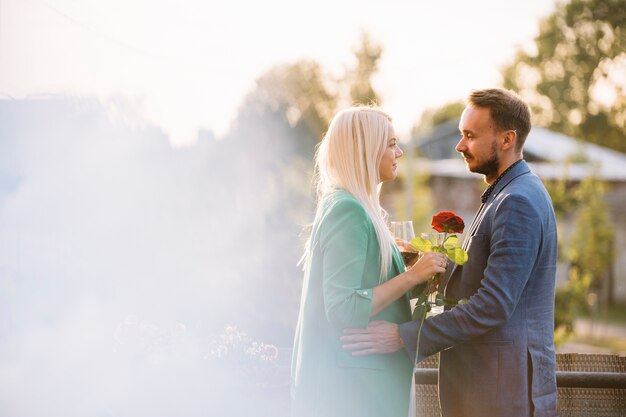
[400,161,559,417]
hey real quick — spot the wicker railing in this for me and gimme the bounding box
[414,353,626,417]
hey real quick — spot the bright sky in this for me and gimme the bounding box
[0,0,556,146]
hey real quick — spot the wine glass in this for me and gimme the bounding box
[390,221,418,267]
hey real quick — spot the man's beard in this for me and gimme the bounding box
[465,142,500,179]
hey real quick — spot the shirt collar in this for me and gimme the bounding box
[480,159,524,203]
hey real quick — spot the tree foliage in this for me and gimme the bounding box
[223,61,337,334]
[547,173,616,345]
[347,33,383,106]
[234,60,337,149]
[568,177,615,284]
[223,36,386,336]
[411,101,465,137]
[502,0,626,152]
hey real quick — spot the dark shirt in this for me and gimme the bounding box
[480,159,524,203]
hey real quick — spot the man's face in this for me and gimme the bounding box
[456,105,500,181]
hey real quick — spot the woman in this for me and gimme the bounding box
[291,106,447,417]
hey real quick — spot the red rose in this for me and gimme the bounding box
[431,211,465,234]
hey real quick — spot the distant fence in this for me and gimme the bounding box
[414,353,626,417]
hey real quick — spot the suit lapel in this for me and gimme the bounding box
[462,203,486,249]
[445,202,484,281]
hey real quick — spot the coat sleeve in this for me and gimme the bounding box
[320,198,374,330]
[400,193,542,362]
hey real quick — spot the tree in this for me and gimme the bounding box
[411,101,465,137]
[234,60,337,149]
[546,173,615,344]
[502,0,626,152]
[224,61,337,336]
[223,34,388,338]
[347,32,383,106]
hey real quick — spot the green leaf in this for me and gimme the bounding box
[412,304,427,321]
[441,295,461,305]
[458,298,469,305]
[409,282,427,299]
[446,247,468,265]
[443,235,459,250]
[433,292,459,306]
[410,236,432,253]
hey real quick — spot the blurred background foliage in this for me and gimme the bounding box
[546,174,616,344]
[413,0,625,150]
[502,0,625,153]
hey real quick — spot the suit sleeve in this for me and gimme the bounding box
[320,198,374,330]
[400,193,542,362]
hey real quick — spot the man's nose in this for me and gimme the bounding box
[455,138,465,153]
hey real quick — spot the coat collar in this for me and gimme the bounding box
[483,159,530,204]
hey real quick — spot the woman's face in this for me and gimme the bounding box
[378,124,403,182]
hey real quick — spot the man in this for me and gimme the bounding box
[342,88,559,417]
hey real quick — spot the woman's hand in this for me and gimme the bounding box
[407,252,448,285]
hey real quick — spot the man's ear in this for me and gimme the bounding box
[501,130,517,151]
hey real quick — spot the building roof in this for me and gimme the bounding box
[411,120,626,181]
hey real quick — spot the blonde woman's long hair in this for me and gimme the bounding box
[309,106,396,283]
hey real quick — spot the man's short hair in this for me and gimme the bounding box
[468,88,531,150]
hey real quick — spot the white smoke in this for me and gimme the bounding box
[0,96,298,416]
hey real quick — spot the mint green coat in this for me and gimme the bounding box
[291,190,413,417]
